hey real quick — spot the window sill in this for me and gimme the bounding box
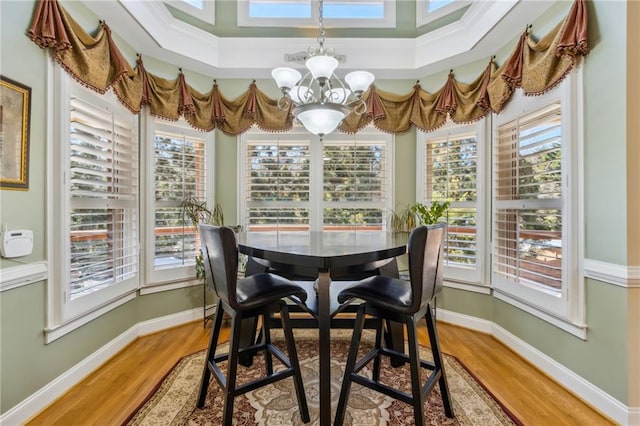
[493,290,588,340]
[45,291,137,344]
[139,278,201,295]
[443,279,491,295]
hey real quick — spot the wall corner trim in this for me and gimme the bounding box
[0,261,48,292]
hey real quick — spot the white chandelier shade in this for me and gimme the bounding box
[305,55,339,80]
[271,67,302,92]
[294,102,349,136]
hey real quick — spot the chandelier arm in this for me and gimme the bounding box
[277,96,291,110]
[346,97,367,115]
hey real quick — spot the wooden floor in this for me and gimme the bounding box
[26,319,614,426]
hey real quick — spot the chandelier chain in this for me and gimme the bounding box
[317,0,326,51]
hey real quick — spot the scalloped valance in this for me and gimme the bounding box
[27,0,589,136]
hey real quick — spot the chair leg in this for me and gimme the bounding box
[197,301,225,408]
[222,313,242,426]
[280,302,310,423]
[406,316,426,426]
[262,311,274,375]
[425,303,454,418]
[372,316,384,382]
[334,303,367,426]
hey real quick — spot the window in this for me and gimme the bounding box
[142,118,214,287]
[48,70,139,340]
[164,0,215,24]
[239,128,393,231]
[417,121,487,286]
[238,0,395,28]
[416,69,584,335]
[492,69,584,334]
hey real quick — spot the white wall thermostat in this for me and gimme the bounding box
[1,229,34,258]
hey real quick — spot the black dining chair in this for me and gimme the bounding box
[334,223,454,426]
[196,224,311,425]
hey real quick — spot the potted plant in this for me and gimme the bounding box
[390,200,450,233]
[180,198,224,280]
[411,200,450,225]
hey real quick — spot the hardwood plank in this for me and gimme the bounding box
[25,320,613,425]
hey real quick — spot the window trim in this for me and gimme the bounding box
[491,65,586,337]
[416,119,489,287]
[416,0,470,27]
[237,0,396,29]
[141,116,215,290]
[46,64,140,342]
[238,126,394,232]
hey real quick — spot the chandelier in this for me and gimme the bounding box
[271,0,375,137]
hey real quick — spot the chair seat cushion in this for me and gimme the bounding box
[236,273,308,310]
[338,276,413,313]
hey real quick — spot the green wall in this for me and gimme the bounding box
[0,0,634,417]
[0,1,206,414]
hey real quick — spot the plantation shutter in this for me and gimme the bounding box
[323,140,388,230]
[425,133,478,271]
[68,96,138,297]
[245,141,311,231]
[153,131,207,270]
[494,102,563,291]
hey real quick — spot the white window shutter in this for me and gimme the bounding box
[68,96,138,297]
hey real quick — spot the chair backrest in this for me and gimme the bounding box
[198,224,240,310]
[407,223,446,313]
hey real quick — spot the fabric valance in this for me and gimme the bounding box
[27,0,590,136]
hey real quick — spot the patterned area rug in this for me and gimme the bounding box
[127,329,520,425]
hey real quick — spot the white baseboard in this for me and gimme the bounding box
[439,308,635,425]
[436,307,493,334]
[137,307,204,336]
[0,307,203,426]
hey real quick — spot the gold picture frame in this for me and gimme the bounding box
[1,75,31,190]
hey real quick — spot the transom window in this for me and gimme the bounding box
[238,0,395,28]
[165,0,215,24]
[239,128,393,232]
[416,0,470,27]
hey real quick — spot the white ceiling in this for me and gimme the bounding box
[75,0,557,80]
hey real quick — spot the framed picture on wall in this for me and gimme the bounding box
[0,75,31,190]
